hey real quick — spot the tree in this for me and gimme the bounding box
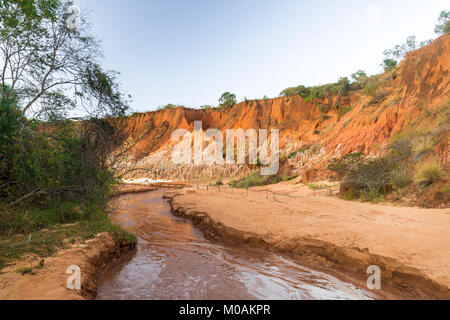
[351,70,368,89]
[219,92,237,108]
[435,10,450,35]
[336,77,350,96]
[0,0,129,120]
[0,0,130,205]
[382,59,398,72]
[382,36,431,72]
[351,70,367,82]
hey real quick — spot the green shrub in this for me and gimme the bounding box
[414,160,444,187]
[219,92,237,108]
[329,153,405,199]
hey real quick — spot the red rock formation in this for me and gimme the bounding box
[114,34,449,181]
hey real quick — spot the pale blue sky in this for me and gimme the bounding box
[75,0,449,112]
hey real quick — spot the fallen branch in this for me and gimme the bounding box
[3,188,40,209]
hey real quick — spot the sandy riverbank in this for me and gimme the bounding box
[0,183,186,300]
[0,233,135,300]
[165,181,450,299]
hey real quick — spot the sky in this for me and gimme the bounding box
[75,0,449,113]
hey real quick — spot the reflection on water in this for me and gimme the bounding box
[96,190,375,300]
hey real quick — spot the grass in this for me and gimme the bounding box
[307,183,329,190]
[414,160,444,187]
[17,259,45,275]
[230,172,283,189]
[287,145,310,159]
[230,172,297,189]
[412,137,435,162]
[360,188,385,204]
[0,205,135,271]
[338,106,353,118]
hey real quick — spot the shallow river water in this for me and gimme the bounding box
[96,190,376,300]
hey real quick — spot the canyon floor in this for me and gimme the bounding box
[167,180,450,299]
[1,182,449,300]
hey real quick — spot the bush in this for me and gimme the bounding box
[390,167,412,190]
[412,136,435,162]
[0,92,120,215]
[329,153,406,200]
[382,59,397,72]
[414,160,444,187]
[390,133,414,160]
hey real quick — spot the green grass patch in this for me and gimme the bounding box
[307,183,329,190]
[0,205,135,271]
[414,160,444,187]
[230,172,285,189]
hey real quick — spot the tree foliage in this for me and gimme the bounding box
[382,36,431,72]
[219,92,237,108]
[0,0,129,210]
[435,10,450,35]
[0,0,129,120]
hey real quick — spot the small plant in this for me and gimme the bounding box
[360,188,384,204]
[287,145,310,159]
[18,267,35,276]
[318,104,332,114]
[414,160,444,187]
[412,136,435,162]
[338,106,352,118]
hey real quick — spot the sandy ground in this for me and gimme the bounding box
[167,181,450,299]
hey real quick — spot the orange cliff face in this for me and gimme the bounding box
[113,34,450,182]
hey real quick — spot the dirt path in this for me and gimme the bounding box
[166,182,450,299]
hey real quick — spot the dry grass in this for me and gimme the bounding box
[414,159,444,187]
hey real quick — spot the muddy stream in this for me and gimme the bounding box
[96,189,377,300]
